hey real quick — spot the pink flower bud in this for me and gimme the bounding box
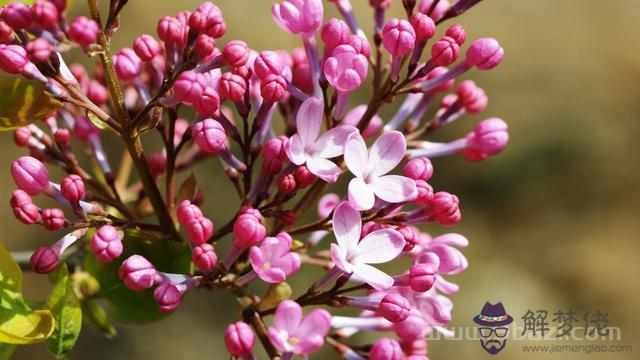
[189,2,226,38]
[369,0,392,9]
[31,0,59,29]
[13,201,40,224]
[456,80,487,114]
[173,71,207,105]
[397,225,419,252]
[466,37,504,70]
[403,157,433,181]
[272,0,324,35]
[113,48,142,81]
[463,117,509,161]
[409,262,437,292]
[294,165,316,188]
[1,2,32,29]
[238,205,263,222]
[192,243,217,272]
[69,16,99,47]
[194,86,221,116]
[60,174,85,203]
[324,45,368,92]
[25,38,52,63]
[133,34,161,62]
[413,180,434,205]
[262,135,287,161]
[260,74,287,103]
[382,19,416,56]
[91,225,124,263]
[177,200,203,225]
[429,191,461,226]
[49,0,67,11]
[54,128,71,145]
[401,339,428,356]
[193,34,216,63]
[222,40,250,68]
[253,50,285,79]
[360,221,384,239]
[192,118,226,154]
[418,0,450,21]
[422,66,454,92]
[0,20,15,44]
[393,313,429,340]
[346,34,371,57]
[10,189,32,208]
[41,208,65,231]
[370,337,403,360]
[30,247,58,274]
[86,80,109,105]
[118,255,156,291]
[225,322,255,357]
[232,65,252,80]
[185,216,214,244]
[13,127,30,147]
[445,23,466,45]
[410,12,435,42]
[147,153,166,178]
[278,174,296,194]
[11,156,50,195]
[233,214,266,248]
[431,36,459,67]
[0,44,29,74]
[153,282,182,313]
[157,16,185,45]
[377,293,411,323]
[321,18,349,55]
[291,48,312,93]
[73,115,99,142]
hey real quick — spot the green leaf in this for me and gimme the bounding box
[0,76,63,131]
[44,265,82,358]
[82,300,116,340]
[84,232,191,324]
[176,173,198,204]
[0,244,55,345]
[0,343,17,360]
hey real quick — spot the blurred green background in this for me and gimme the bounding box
[2,0,640,359]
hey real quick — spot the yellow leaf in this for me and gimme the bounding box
[0,244,22,293]
[0,309,55,345]
[0,76,63,131]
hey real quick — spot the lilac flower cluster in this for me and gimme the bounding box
[3,0,508,358]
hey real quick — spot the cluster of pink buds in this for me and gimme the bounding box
[3,0,509,357]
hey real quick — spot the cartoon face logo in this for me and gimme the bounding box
[473,302,513,355]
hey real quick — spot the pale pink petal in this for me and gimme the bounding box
[294,335,325,355]
[296,97,324,147]
[368,131,407,176]
[273,300,302,333]
[296,308,332,339]
[257,267,287,283]
[248,246,267,269]
[429,245,468,275]
[347,177,375,211]
[431,233,469,248]
[343,132,369,178]
[285,134,307,165]
[435,277,459,295]
[352,228,405,264]
[370,175,417,203]
[331,201,361,251]
[260,237,286,259]
[351,262,394,290]
[272,253,301,276]
[306,157,342,183]
[267,327,293,353]
[330,243,353,274]
[310,125,358,159]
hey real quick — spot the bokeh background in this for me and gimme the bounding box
[2,0,639,359]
